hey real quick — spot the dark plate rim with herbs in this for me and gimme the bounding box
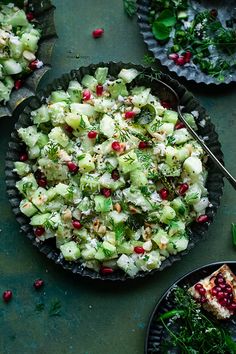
[0,0,57,119]
[5,61,224,281]
[145,261,236,353]
[137,0,236,85]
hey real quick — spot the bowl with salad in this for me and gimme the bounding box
[137,0,236,85]
[5,62,224,280]
[0,0,57,118]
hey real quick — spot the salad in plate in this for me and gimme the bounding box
[14,66,210,276]
[0,2,41,103]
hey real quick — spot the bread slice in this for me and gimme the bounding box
[189,264,236,319]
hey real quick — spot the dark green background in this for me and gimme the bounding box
[1,1,236,353]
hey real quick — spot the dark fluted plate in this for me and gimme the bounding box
[5,62,224,281]
[137,0,236,85]
[0,0,57,119]
[146,261,236,353]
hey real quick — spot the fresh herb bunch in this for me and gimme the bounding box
[149,0,236,81]
[158,287,236,353]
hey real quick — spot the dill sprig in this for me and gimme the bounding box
[45,141,59,161]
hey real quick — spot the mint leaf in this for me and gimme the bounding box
[158,9,176,27]
[152,22,171,41]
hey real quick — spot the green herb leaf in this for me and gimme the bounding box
[232,223,236,247]
[114,223,125,240]
[48,298,61,317]
[158,9,176,27]
[152,21,171,41]
[123,0,137,17]
[127,213,146,230]
[35,303,45,313]
[143,54,155,65]
[135,104,156,125]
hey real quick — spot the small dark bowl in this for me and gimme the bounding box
[5,62,224,281]
[0,0,57,118]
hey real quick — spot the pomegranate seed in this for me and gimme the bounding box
[64,124,73,133]
[138,141,148,149]
[196,215,209,223]
[111,169,120,181]
[29,60,39,70]
[214,286,221,293]
[216,291,224,299]
[184,51,192,63]
[34,226,45,237]
[111,141,121,151]
[200,296,207,304]
[194,283,203,291]
[67,162,79,173]
[37,178,47,188]
[33,279,44,289]
[100,267,114,275]
[178,183,189,195]
[176,56,186,66]
[19,153,28,161]
[101,188,111,198]
[198,287,206,295]
[219,298,228,307]
[169,53,179,61]
[96,85,103,96]
[229,302,236,311]
[160,100,172,109]
[219,283,226,290]
[88,131,97,139]
[210,9,218,18]
[134,246,145,254]
[225,285,232,293]
[125,111,136,119]
[72,220,82,229]
[83,89,91,101]
[14,79,23,90]
[92,28,104,38]
[175,121,185,130]
[211,288,217,296]
[34,169,43,179]
[2,290,12,303]
[159,188,169,200]
[26,12,34,21]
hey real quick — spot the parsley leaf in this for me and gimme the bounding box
[48,299,61,317]
[35,303,45,313]
[123,0,137,17]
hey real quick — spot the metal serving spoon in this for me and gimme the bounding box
[148,77,236,189]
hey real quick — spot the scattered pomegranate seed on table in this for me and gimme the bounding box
[101,188,111,198]
[29,59,42,70]
[72,220,82,229]
[92,28,104,38]
[96,85,103,96]
[159,188,169,200]
[2,290,12,303]
[33,279,44,289]
[111,141,121,151]
[88,131,97,139]
[83,89,91,101]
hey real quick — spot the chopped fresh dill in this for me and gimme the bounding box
[45,141,59,161]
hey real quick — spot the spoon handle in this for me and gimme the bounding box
[178,107,236,189]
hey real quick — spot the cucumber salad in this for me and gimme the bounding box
[0,2,41,103]
[14,67,210,277]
